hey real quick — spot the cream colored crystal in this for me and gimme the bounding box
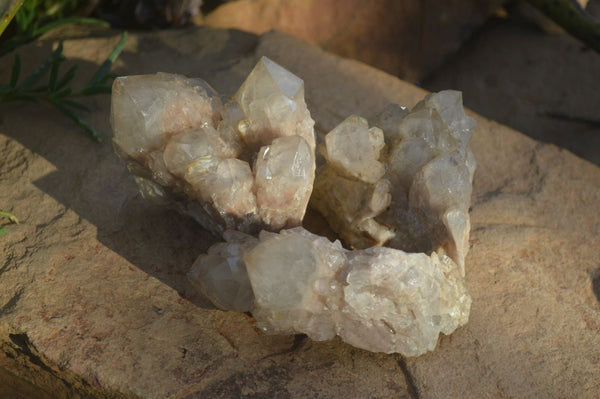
[311,90,475,274]
[254,135,315,229]
[191,227,471,355]
[231,56,316,152]
[111,57,316,235]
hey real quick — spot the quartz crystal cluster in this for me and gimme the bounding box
[111,57,315,235]
[189,227,470,355]
[111,57,476,356]
[311,91,476,275]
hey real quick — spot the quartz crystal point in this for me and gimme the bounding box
[188,230,258,312]
[188,227,471,356]
[311,91,475,275]
[111,57,316,236]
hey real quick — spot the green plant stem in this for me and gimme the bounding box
[1,31,128,142]
[527,0,600,53]
[0,211,19,224]
[0,0,24,36]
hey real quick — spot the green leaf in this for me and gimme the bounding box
[0,226,5,237]
[53,87,72,98]
[13,0,34,33]
[85,31,128,90]
[50,100,102,143]
[31,17,110,37]
[4,92,40,103]
[61,99,91,112]
[9,53,20,88]
[48,55,63,91]
[54,65,77,91]
[79,85,111,96]
[0,0,25,37]
[17,42,64,91]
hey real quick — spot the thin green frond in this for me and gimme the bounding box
[0,211,19,224]
[60,99,91,112]
[31,17,110,37]
[9,53,21,88]
[50,100,103,142]
[85,31,127,90]
[0,0,25,37]
[79,85,111,95]
[54,65,77,91]
[17,42,64,91]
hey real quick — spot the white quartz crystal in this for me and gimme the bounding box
[113,64,476,356]
[190,227,471,356]
[311,90,475,274]
[111,57,316,235]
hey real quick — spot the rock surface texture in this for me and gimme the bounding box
[0,26,599,398]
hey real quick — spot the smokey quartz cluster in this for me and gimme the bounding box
[111,57,476,356]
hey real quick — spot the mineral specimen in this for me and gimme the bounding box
[185,88,475,356]
[311,91,475,274]
[112,58,476,356]
[189,227,470,356]
[111,57,316,235]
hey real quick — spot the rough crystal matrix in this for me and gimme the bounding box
[189,227,470,355]
[111,57,316,235]
[112,58,476,356]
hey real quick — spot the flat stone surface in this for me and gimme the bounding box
[0,26,599,398]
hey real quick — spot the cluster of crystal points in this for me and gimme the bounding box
[111,57,315,235]
[311,92,476,275]
[189,227,470,355]
[111,57,476,356]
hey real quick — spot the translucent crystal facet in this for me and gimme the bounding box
[190,227,471,355]
[188,230,258,312]
[111,57,316,236]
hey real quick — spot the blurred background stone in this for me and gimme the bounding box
[202,0,505,81]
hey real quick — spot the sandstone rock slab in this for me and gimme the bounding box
[0,26,599,398]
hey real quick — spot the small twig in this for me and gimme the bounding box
[0,211,19,224]
[527,0,600,53]
[544,111,600,127]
